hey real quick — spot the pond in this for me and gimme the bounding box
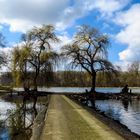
[15,87,140,94]
[39,87,140,94]
[4,87,140,137]
[42,87,140,136]
[95,99,140,136]
[0,95,48,140]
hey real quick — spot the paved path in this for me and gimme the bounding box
[40,95,124,140]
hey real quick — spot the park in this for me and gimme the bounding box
[0,24,139,140]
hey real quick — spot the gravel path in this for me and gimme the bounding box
[40,95,124,140]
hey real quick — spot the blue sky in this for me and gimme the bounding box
[0,0,140,70]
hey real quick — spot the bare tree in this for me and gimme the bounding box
[62,25,115,93]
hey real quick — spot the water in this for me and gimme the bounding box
[95,99,140,135]
[40,87,140,93]
[41,87,122,93]
[15,87,122,93]
[5,87,140,137]
[0,95,48,140]
[0,99,16,120]
[41,87,140,136]
[15,87,140,93]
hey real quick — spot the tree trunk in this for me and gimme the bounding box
[90,71,96,109]
[91,72,96,93]
[33,96,37,109]
[33,69,39,91]
[33,77,38,91]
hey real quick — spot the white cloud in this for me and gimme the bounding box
[114,61,130,71]
[52,32,72,52]
[115,4,140,62]
[0,32,72,56]
[86,0,130,17]
[0,0,130,32]
[119,47,140,62]
[0,0,69,32]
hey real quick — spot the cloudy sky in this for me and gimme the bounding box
[0,0,140,70]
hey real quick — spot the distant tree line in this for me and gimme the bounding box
[1,64,140,87]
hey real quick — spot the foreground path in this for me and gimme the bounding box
[40,95,124,140]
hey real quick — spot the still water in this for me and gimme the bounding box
[15,87,140,93]
[40,87,140,93]
[2,87,140,138]
[95,99,140,135]
[0,96,48,140]
[44,87,140,135]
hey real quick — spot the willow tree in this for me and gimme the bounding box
[12,25,59,91]
[26,25,60,91]
[12,43,32,89]
[63,25,115,93]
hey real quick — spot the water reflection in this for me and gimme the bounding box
[0,96,48,140]
[95,99,140,135]
[8,107,32,140]
[121,99,129,111]
[4,87,140,137]
[0,127,9,140]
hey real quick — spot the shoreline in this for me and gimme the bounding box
[30,94,140,140]
[2,92,140,139]
[67,95,140,140]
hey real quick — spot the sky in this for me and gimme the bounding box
[0,0,140,70]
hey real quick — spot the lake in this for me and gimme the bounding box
[1,87,140,139]
[0,96,48,140]
[95,99,140,135]
[40,87,140,93]
[43,87,140,135]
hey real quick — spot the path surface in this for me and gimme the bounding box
[40,95,124,140]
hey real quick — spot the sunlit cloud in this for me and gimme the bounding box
[115,4,140,62]
[0,0,130,32]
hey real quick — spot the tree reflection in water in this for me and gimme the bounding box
[8,102,37,140]
[121,99,132,111]
[0,95,48,140]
